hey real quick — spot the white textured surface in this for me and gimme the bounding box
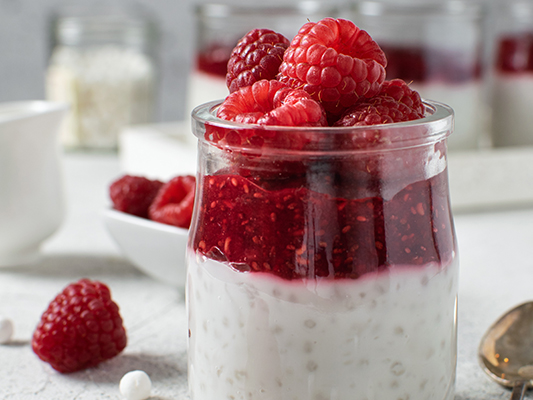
[1,152,533,398]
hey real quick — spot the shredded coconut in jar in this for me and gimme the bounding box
[46,45,155,150]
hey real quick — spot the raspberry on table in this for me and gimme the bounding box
[31,279,127,373]
[334,78,425,127]
[148,175,196,229]
[226,28,290,93]
[278,17,387,119]
[110,175,164,219]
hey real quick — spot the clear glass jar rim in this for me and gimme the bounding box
[192,99,454,152]
[352,0,487,18]
[195,1,340,18]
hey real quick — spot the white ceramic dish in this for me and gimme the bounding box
[103,208,188,287]
[0,101,67,266]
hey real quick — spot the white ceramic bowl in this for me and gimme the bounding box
[103,208,188,287]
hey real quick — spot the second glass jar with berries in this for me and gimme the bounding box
[187,97,458,399]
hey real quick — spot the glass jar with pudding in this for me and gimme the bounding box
[187,99,458,400]
[491,0,533,147]
[349,1,489,151]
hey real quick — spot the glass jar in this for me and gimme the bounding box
[46,2,158,151]
[491,0,533,147]
[348,1,489,151]
[186,2,340,128]
[187,100,458,399]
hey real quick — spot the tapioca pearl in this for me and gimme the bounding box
[235,369,249,381]
[303,341,314,353]
[119,370,152,400]
[390,361,406,376]
[425,347,435,359]
[306,360,318,372]
[304,319,316,329]
[393,326,405,336]
[271,325,283,334]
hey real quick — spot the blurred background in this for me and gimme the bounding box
[0,0,193,123]
[3,0,533,158]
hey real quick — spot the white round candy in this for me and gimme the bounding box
[0,317,13,344]
[119,370,152,400]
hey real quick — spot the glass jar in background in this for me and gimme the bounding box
[491,0,533,147]
[348,1,489,151]
[46,2,158,151]
[186,2,340,127]
[187,100,458,399]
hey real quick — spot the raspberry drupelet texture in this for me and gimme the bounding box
[216,79,327,127]
[226,28,290,93]
[110,175,163,219]
[32,279,127,373]
[278,18,387,118]
[148,175,196,229]
[334,79,425,127]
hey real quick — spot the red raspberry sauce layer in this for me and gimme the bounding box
[197,43,233,77]
[496,34,533,74]
[381,44,482,83]
[192,171,454,280]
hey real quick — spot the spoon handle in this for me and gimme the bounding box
[510,381,528,400]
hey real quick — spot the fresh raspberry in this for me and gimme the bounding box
[278,18,387,118]
[110,175,164,219]
[216,79,327,127]
[226,28,290,93]
[32,279,127,373]
[334,79,425,127]
[148,175,196,229]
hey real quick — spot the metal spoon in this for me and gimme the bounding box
[479,301,533,399]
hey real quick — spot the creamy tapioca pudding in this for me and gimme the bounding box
[492,33,533,147]
[186,43,230,121]
[188,255,457,400]
[382,45,485,150]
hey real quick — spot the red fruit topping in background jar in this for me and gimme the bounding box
[226,28,290,93]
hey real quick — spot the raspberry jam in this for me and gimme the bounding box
[193,171,453,280]
[187,101,457,400]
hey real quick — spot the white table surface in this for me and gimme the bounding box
[1,151,533,399]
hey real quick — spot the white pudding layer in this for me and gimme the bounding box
[412,81,487,151]
[186,71,229,119]
[492,74,533,147]
[187,253,458,400]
